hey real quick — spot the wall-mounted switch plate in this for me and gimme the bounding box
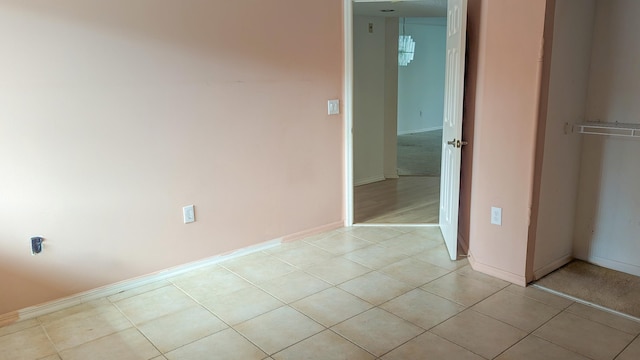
[183,205,195,224]
[328,99,340,115]
[491,207,502,226]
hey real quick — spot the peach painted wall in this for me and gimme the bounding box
[0,0,343,315]
[467,0,548,285]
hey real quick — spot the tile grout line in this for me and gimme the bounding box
[38,321,62,359]
[107,289,166,358]
[613,332,640,359]
[169,259,338,358]
[489,307,573,360]
[14,226,635,359]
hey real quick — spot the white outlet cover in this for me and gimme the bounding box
[183,205,195,224]
[491,207,502,226]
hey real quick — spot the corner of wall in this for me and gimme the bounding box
[526,0,557,283]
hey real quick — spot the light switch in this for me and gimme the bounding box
[183,205,195,224]
[328,99,340,115]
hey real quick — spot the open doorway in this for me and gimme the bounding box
[352,2,447,224]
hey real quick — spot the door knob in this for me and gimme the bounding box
[447,139,468,148]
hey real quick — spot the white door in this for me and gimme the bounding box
[439,0,468,260]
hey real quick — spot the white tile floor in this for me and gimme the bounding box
[2,226,640,359]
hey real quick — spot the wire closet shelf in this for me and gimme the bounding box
[574,122,640,138]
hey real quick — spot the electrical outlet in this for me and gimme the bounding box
[491,207,502,226]
[183,205,195,224]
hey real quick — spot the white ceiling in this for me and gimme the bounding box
[353,0,447,18]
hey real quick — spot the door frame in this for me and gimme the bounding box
[343,0,452,228]
[343,0,354,226]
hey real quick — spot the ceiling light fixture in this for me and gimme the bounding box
[398,18,415,67]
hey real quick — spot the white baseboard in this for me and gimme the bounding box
[354,175,386,187]
[468,252,527,286]
[533,254,573,280]
[0,237,284,327]
[353,223,440,228]
[282,221,344,242]
[584,256,640,277]
[397,126,443,135]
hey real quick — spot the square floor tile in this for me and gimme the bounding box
[165,328,266,360]
[0,325,57,360]
[565,302,640,335]
[422,272,502,306]
[410,227,446,239]
[380,232,442,256]
[308,232,373,255]
[338,271,413,305]
[344,227,404,243]
[382,332,483,360]
[332,308,423,357]
[380,289,464,330]
[137,306,228,352]
[431,310,527,359]
[114,285,197,325]
[272,330,374,360]
[472,289,561,332]
[412,245,468,270]
[617,335,640,360]
[263,239,307,254]
[380,257,451,287]
[0,319,39,337]
[495,335,590,360]
[343,245,408,270]
[222,253,296,284]
[107,280,171,302]
[234,306,324,355]
[291,287,373,327]
[534,312,634,360]
[504,284,573,310]
[43,302,132,351]
[455,265,511,289]
[301,229,344,244]
[270,244,334,268]
[37,298,112,323]
[201,286,283,325]
[37,355,61,360]
[170,265,252,302]
[386,226,417,233]
[258,271,331,303]
[58,328,159,360]
[304,257,371,285]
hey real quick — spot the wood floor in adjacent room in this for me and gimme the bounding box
[354,176,440,224]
